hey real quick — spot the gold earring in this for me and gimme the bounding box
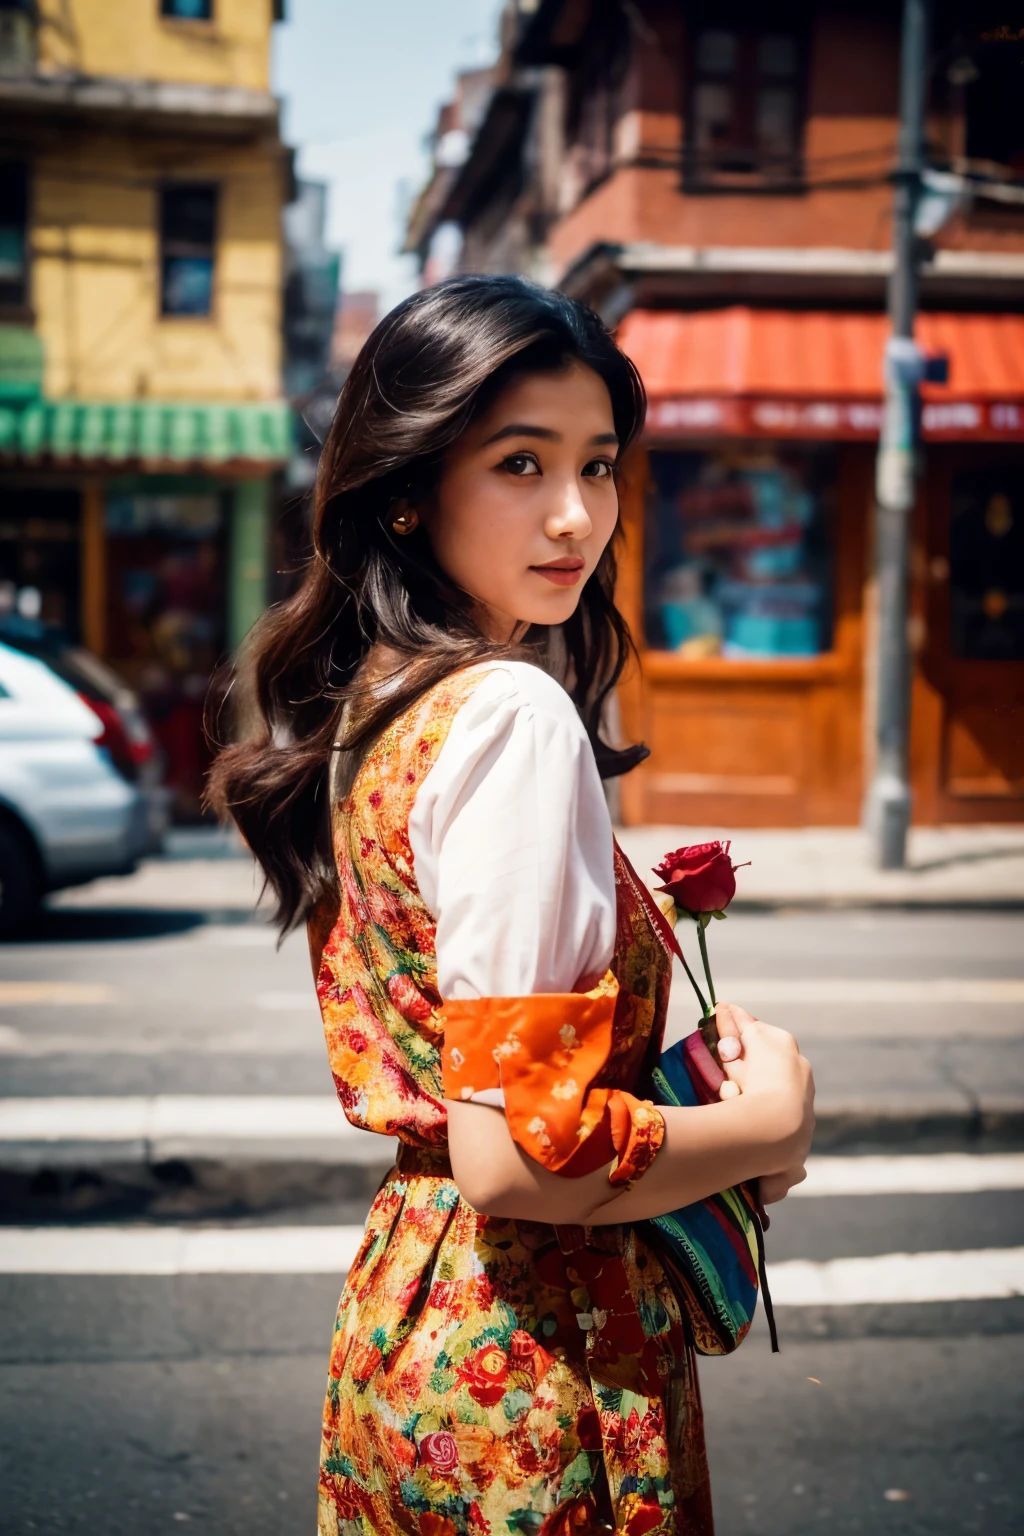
[392,510,418,535]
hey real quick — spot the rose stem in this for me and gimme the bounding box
[675,923,710,1017]
[696,918,717,1011]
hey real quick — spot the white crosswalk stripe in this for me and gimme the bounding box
[0,1224,366,1276]
[1,1226,1022,1301]
[768,1247,1024,1306]
[793,1152,1024,1197]
[0,1096,397,1165]
[0,1095,354,1141]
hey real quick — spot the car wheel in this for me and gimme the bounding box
[0,824,41,936]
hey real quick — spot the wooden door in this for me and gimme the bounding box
[912,450,1024,823]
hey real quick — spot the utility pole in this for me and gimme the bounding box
[864,0,933,869]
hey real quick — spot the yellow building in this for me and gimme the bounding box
[0,0,292,816]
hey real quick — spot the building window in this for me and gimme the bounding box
[644,446,835,659]
[160,183,217,317]
[686,26,804,187]
[160,0,213,19]
[562,5,630,201]
[0,0,37,74]
[0,160,27,309]
[963,38,1024,180]
[950,470,1024,661]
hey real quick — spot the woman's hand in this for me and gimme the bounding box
[716,1009,743,1095]
[759,1164,808,1204]
[714,1001,815,1184]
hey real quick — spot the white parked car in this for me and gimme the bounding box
[0,642,154,931]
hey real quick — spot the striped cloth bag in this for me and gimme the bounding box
[642,1029,779,1354]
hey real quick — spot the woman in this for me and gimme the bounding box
[209,276,814,1536]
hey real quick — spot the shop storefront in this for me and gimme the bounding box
[0,397,291,819]
[615,307,1024,827]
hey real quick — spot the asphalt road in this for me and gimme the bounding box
[2,906,1023,1101]
[1,1195,1022,1536]
[1,903,1023,1533]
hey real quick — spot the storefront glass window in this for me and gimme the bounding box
[644,445,835,659]
[105,486,226,820]
[0,488,81,635]
[950,469,1024,660]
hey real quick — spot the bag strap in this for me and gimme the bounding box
[751,1184,780,1353]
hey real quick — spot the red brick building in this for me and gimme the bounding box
[411,1,1024,827]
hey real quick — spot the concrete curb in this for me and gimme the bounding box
[3,1102,1023,1220]
[810,1100,1024,1149]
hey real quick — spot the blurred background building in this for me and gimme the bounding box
[408,0,1024,830]
[0,0,334,821]
[331,290,380,372]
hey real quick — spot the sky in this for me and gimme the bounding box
[272,0,503,315]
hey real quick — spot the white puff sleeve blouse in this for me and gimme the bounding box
[407,662,617,1006]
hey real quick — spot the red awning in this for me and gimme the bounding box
[616,307,1024,441]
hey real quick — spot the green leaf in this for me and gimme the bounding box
[322,1453,357,1478]
[557,1452,594,1502]
[469,1325,504,1349]
[711,909,727,920]
[399,1477,429,1513]
[502,1388,534,1423]
[506,1509,546,1533]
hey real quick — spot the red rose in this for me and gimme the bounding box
[417,1430,460,1476]
[539,1495,601,1536]
[509,1328,551,1387]
[466,1501,488,1536]
[515,1432,561,1477]
[421,1516,458,1536]
[387,972,434,1025]
[456,1343,509,1407]
[509,1329,539,1364]
[653,840,743,915]
[349,1340,382,1382]
[623,1498,666,1536]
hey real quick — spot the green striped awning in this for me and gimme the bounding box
[0,398,293,467]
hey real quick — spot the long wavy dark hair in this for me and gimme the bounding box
[207,274,648,931]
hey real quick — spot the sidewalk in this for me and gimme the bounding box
[46,824,1024,917]
[616,825,1024,909]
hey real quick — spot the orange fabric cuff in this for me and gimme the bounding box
[441,972,665,1186]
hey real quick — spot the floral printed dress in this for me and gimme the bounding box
[309,668,714,1536]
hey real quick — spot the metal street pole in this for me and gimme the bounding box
[865,0,932,869]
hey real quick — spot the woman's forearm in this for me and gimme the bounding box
[446,1096,794,1226]
[582,1098,785,1224]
